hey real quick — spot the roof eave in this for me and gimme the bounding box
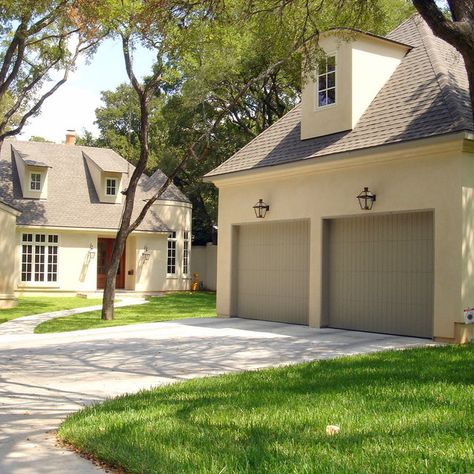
[0,200,21,216]
[204,131,468,185]
[321,28,414,51]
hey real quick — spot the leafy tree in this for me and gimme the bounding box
[412,0,474,123]
[84,0,414,246]
[29,135,52,142]
[86,1,223,320]
[0,1,104,145]
[75,0,415,319]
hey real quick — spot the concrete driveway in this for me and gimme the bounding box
[0,317,434,474]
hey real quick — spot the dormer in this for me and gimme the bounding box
[13,147,51,199]
[83,151,129,204]
[301,29,411,140]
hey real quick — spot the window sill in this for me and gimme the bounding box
[313,102,337,112]
[18,283,60,289]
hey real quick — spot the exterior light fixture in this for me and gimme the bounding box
[357,187,376,210]
[253,199,270,218]
[142,245,151,262]
[88,243,96,259]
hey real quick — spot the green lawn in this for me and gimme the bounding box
[58,345,474,474]
[35,292,216,334]
[0,297,101,325]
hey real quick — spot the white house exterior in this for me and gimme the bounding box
[205,16,474,342]
[0,138,192,302]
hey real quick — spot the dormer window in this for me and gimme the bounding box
[317,54,336,108]
[30,172,42,191]
[106,178,117,196]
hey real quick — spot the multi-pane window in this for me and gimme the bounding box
[167,231,177,275]
[105,178,117,196]
[183,231,190,275]
[317,54,336,107]
[21,233,58,283]
[30,173,41,191]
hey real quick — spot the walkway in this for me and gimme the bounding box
[0,297,147,337]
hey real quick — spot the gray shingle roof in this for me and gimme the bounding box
[83,148,130,173]
[206,16,473,178]
[0,140,190,232]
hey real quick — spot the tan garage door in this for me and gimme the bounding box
[326,212,433,338]
[236,220,309,324]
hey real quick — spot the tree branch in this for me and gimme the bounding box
[412,0,471,48]
[122,34,144,95]
[0,19,28,86]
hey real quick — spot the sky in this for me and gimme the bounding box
[19,38,156,144]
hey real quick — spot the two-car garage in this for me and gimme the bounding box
[234,212,434,338]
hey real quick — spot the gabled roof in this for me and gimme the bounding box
[13,149,51,168]
[0,140,190,232]
[83,148,130,173]
[206,16,473,178]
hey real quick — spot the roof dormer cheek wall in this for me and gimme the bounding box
[100,172,124,204]
[301,33,410,140]
[301,37,352,140]
[13,149,50,200]
[23,166,49,199]
[84,153,125,204]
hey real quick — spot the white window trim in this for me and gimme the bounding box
[19,233,60,287]
[29,172,42,192]
[314,52,337,111]
[166,231,177,277]
[183,231,190,276]
[105,178,118,196]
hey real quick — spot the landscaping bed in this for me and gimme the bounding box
[35,292,216,333]
[0,297,101,325]
[58,345,474,474]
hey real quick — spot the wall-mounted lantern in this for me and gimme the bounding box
[142,245,151,262]
[356,187,376,210]
[88,243,96,259]
[253,199,270,219]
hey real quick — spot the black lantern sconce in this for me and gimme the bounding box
[142,245,151,262]
[356,187,376,210]
[253,199,270,218]
[88,243,96,259]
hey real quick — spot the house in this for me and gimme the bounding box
[0,199,20,307]
[0,134,192,305]
[204,16,474,342]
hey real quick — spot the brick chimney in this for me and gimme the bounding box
[65,129,76,145]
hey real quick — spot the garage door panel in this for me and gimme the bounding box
[327,212,433,338]
[236,220,309,325]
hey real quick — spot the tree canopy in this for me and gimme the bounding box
[78,0,415,244]
[0,0,104,143]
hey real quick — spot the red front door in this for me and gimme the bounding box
[97,238,126,289]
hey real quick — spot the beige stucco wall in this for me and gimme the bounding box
[0,204,19,307]
[192,244,217,291]
[211,136,471,340]
[462,151,474,312]
[301,33,408,140]
[14,200,192,294]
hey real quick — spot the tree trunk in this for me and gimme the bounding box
[100,36,152,320]
[462,49,474,125]
[101,232,128,320]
